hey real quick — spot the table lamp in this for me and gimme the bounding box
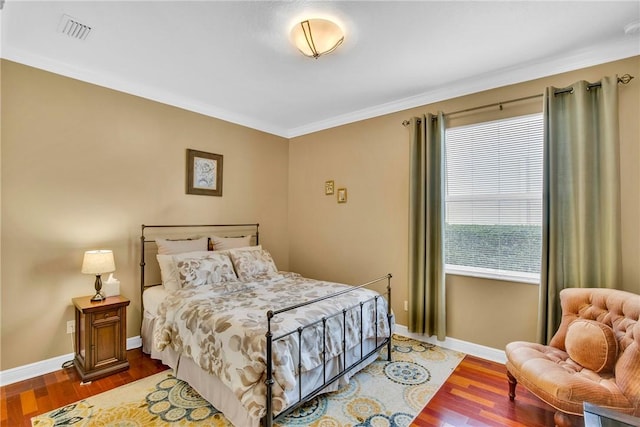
[81,250,116,302]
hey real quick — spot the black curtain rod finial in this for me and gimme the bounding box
[619,74,634,84]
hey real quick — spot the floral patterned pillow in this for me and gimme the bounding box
[175,253,238,288]
[229,249,278,281]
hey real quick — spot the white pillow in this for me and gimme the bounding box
[157,250,211,291]
[175,253,238,288]
[156,237,208,255]
[229,248,278,281]
[223,244,262,254]
[210,235,252,251]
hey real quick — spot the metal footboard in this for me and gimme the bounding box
[262,273,393,427]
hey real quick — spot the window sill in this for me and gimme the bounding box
[445,264,540,285]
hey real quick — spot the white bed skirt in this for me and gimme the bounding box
[142,311,384,427]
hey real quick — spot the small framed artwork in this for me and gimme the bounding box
[325,180,335,195]
[337,188,347,203]
[186,149,223,196]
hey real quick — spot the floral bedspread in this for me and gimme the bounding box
[153,272,392,419]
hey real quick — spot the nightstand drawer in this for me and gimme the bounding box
[92,309,121,324]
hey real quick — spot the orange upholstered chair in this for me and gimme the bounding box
[505,288,640,427]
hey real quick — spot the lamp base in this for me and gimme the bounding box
[91,274,105,302]
[90,292,106,302]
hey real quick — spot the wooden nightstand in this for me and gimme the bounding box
[72,295,130,382]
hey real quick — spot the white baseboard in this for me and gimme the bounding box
[0,329,506,387]
[0,336,142,387]
[394,324,507,364]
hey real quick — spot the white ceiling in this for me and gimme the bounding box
[1,1,639,138]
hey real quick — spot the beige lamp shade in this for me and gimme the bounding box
[81,250,115,275]
[290,18,344,58]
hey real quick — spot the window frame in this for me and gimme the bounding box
[443,112,543,284]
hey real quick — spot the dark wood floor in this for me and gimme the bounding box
[1,349,560,427]
[1,349,168,427]
[414,354,563,427]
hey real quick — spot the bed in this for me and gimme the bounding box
[140,223,394,427]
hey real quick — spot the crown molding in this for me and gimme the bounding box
[286,36,640,138]
[3,36,638,140]
[1,46,289,138]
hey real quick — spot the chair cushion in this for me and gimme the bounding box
[565,319,618,373]
[505,341,632,415]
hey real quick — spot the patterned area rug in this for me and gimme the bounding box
[32,335,464,427]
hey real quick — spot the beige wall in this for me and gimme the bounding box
[288,56,640,350]
[2,56,638,371]
[1,60,290,370]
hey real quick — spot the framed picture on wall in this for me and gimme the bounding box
[337,188,347,203]
[186,149,223,196]
[325,180,335,195]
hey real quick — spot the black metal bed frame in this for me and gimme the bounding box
[140,223,393,427]
[264,274,393,427]
[140,223,260,311]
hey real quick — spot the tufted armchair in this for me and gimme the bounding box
[505,288,640,427]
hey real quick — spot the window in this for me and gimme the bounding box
[444,113,543,283]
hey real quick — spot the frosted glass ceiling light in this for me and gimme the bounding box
[291,18,344,59]
[624,20,640,35]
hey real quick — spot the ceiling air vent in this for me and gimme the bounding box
[58,14,92,41]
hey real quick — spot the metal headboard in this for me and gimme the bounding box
[139,223,259,310]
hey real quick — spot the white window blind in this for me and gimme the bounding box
[444,113,543,281]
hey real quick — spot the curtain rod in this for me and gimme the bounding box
[401,73,634,126]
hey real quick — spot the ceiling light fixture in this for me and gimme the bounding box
[290,18,344,59]
[624,20,640,35]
